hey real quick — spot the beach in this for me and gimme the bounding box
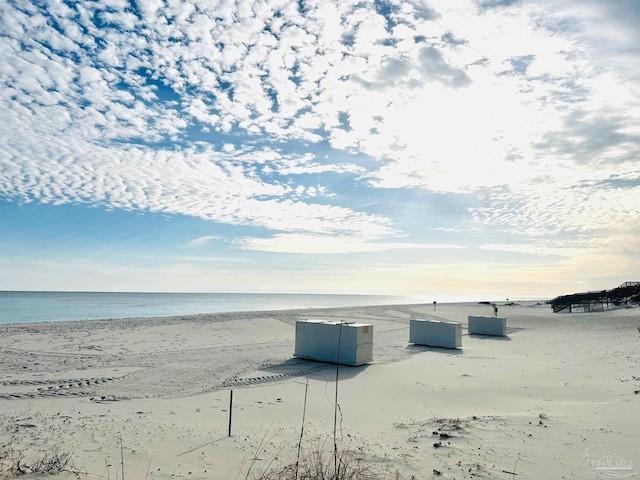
[0,302,638,479]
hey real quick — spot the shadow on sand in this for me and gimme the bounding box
[467,333,512,341]
[405,344,464,355]
[260,356,369,381]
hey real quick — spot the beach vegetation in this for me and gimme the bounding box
[0,438,83,477]
[248,439,393,480]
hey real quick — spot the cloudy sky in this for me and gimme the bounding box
[1,0,639,300]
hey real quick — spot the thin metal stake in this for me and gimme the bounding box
[228,389,233,437]
[120,434,125,480]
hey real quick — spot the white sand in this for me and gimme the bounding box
[1,302,638,479]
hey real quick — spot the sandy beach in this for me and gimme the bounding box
[1,302,638,479]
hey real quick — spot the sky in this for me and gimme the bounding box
[1,0,639,301]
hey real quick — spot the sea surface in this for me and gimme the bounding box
[0,291,420,325]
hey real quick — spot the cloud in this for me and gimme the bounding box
[0,108,393,238]
[479,242,579,257]
[469,176,640,275]
[477,0,522,10]
[235,234,466,254]
[534,94,640,166]
[418,46,471,87]
[0,0,639,264]
[187,236,222,247]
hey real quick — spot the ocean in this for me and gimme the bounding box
[0,291,420,325]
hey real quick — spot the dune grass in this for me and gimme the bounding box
[0,438,83,477]
[247,437,412,480]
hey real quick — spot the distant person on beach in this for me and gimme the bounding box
[433,301,437,311]
[493,303,498,317]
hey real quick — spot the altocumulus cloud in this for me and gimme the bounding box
[0,0,639,261]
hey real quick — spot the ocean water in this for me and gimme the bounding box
[0,291,419,325]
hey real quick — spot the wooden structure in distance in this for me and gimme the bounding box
[550,281,640,313]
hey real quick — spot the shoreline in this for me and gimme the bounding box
[0,291,426,326]
[1,301,638,479]
[0,299,551,328]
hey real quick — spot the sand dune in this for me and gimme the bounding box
[1,302,638,479]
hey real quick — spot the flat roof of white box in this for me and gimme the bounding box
[301,319,372,327]
[412,318,460,325]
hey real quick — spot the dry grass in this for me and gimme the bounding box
[0,430,84,478]
[247,438,409,480]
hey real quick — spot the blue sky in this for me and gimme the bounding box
[1,0,639,300]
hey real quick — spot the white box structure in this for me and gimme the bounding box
[294,320,373,366]
[409,319,462,349]
[468,316,507,336]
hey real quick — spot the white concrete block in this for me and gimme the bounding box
[409,319,462,349]
[294,320,373,366]
[468,316,507,336]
